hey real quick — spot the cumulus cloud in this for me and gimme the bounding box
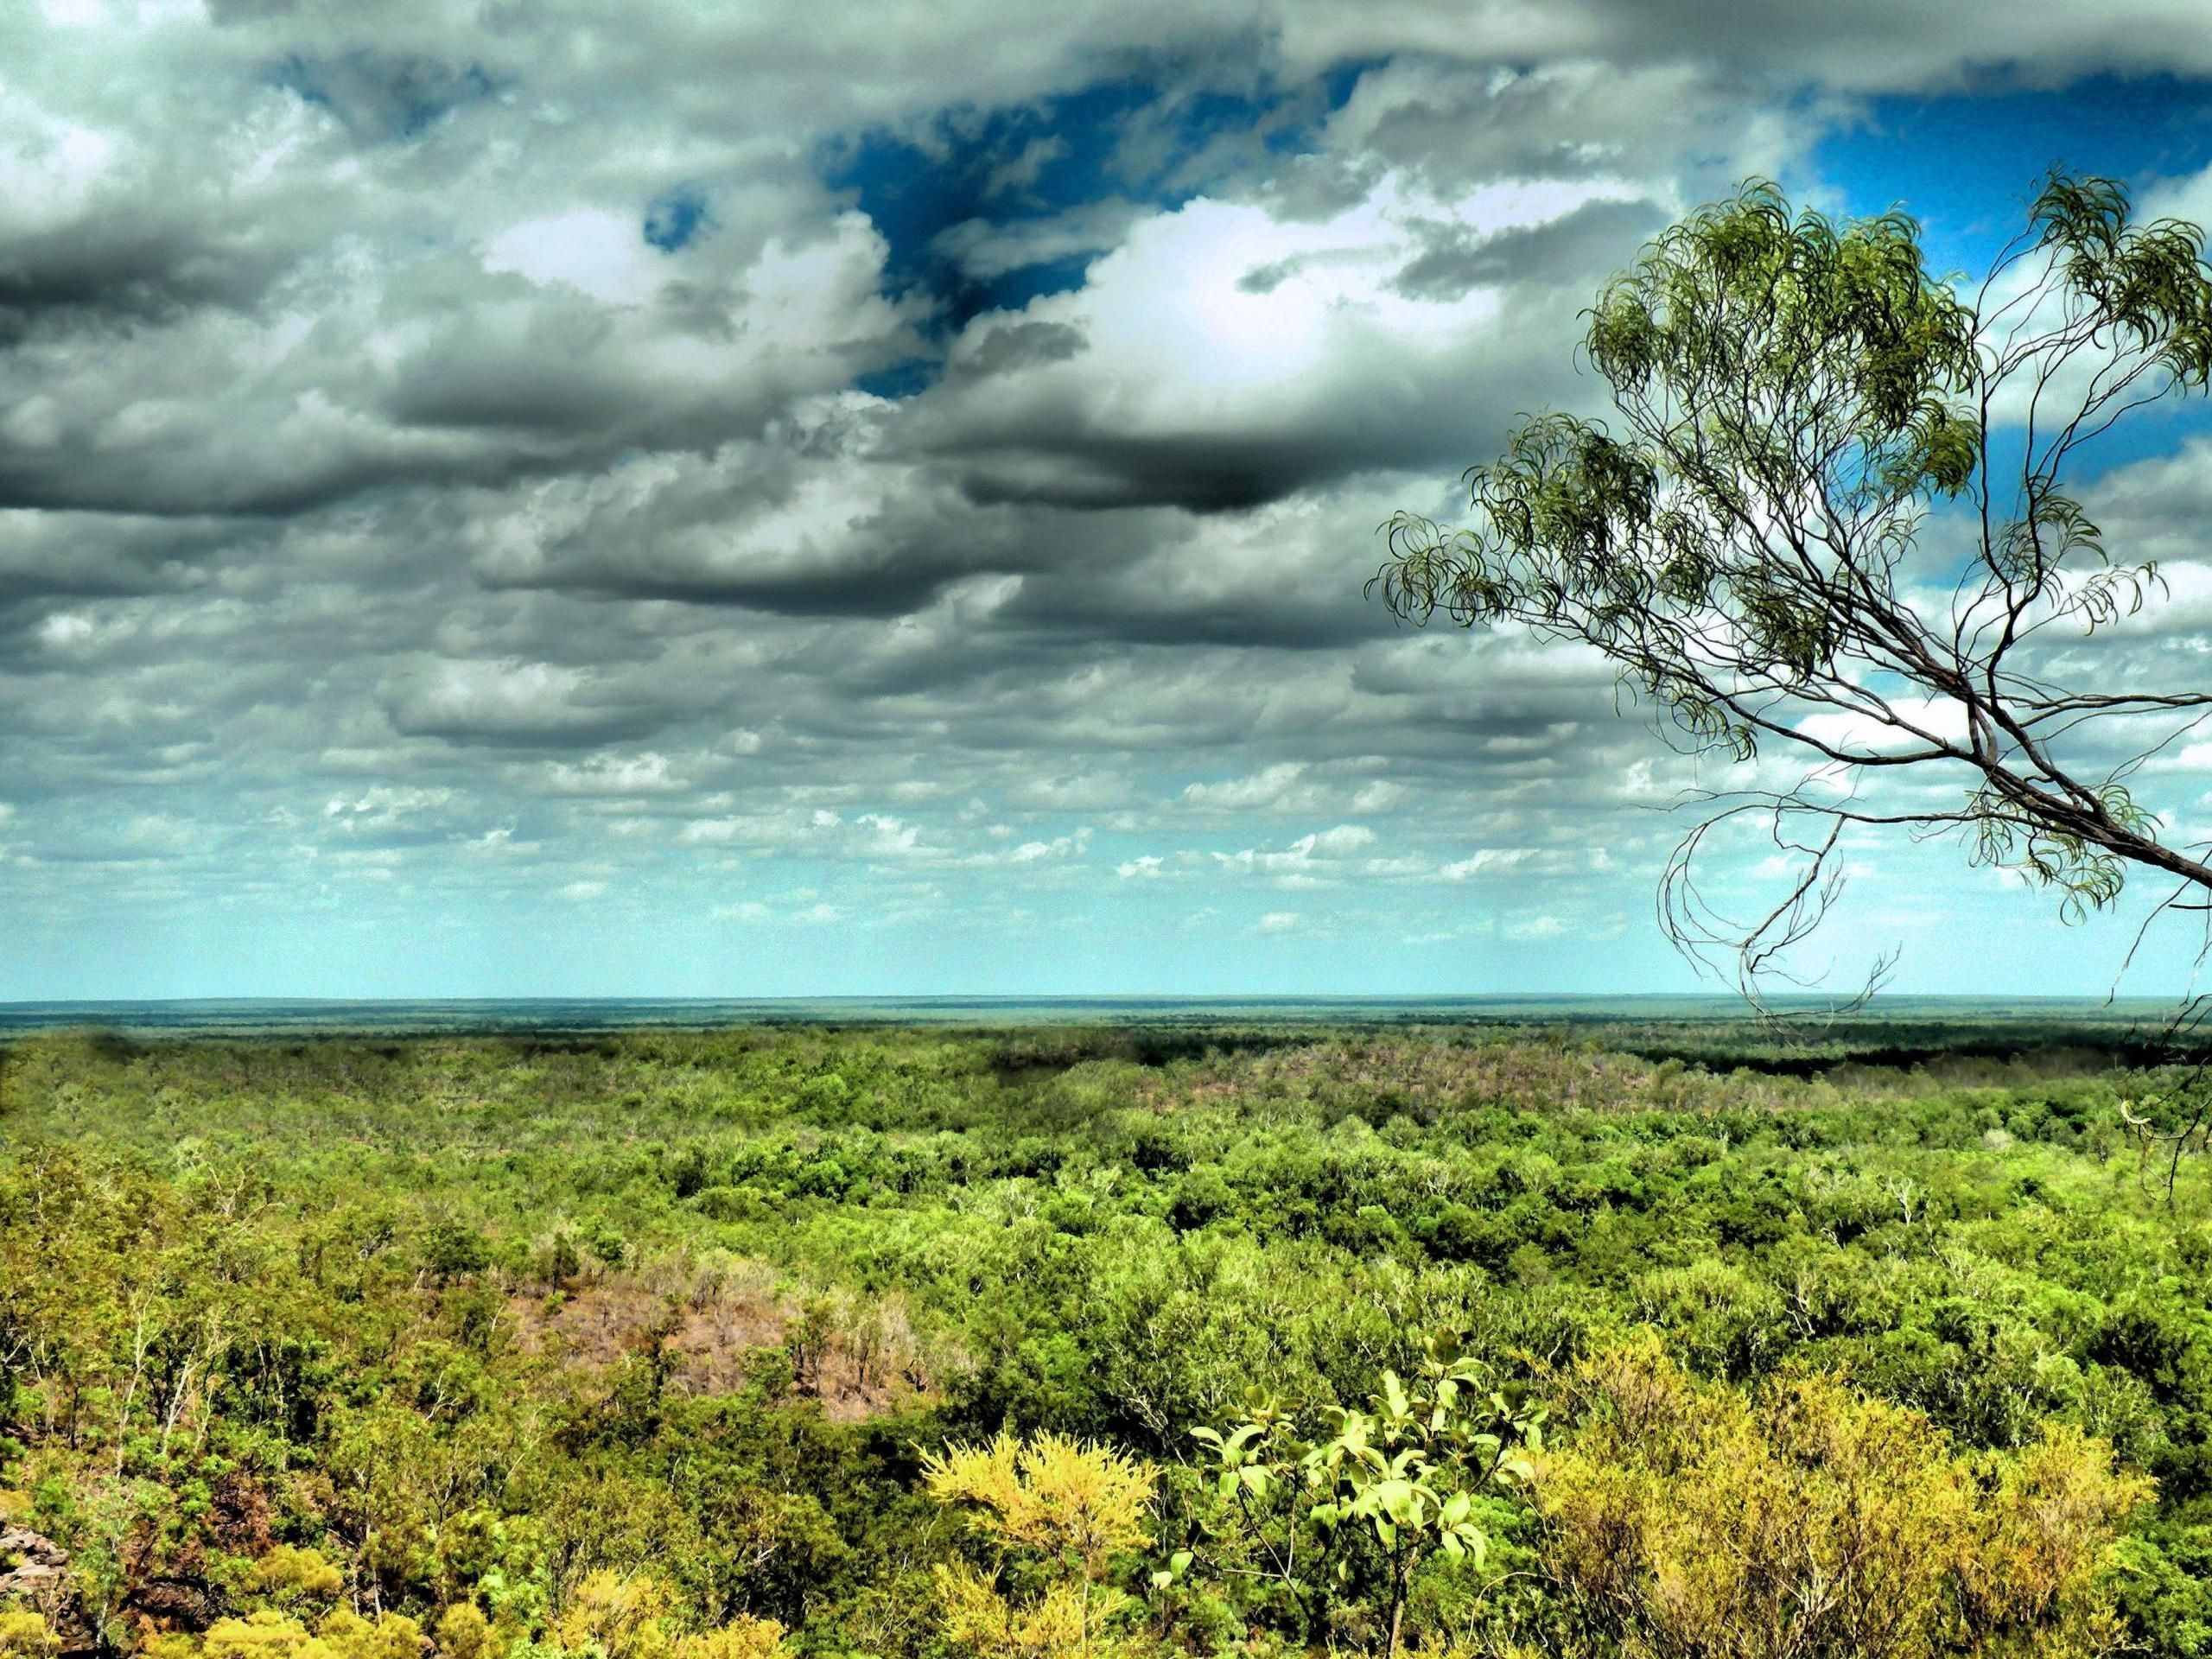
[1184,763,1311,810]
[3,0,2209,995]
[538,753,686,797]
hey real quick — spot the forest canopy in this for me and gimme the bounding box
[3,1018,2209,1657]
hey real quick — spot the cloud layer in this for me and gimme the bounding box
[5,0,2212,996]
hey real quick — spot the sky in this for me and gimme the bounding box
[9,1,2212,1001]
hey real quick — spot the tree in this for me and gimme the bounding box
[921,1430,1161,1659]
[547,1569,787,1659]
[1191,1335,1543,1659]
[1376,173,2212,1005]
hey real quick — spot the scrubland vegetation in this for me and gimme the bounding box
[4,1018,2212,1656]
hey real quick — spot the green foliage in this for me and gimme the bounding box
[1376,178,1988,749]
[1193,1338,1543,1658]
[2,1018,2210,1654]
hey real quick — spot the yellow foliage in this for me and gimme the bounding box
[922,1431,1156,1570]
[669,1619,787,1659]
[1537,1335,2151,1659]
[935,1563,1104,1657]
[554,1571,674,1659]
[196,1608,424,1659]
[546,1570,784,1659]
[922,1431,1160,1659]
[0,1611,55,1659]
[199,1611,320,1659]
[320,1608,426,1659]
[1955,1421,2151,1635]
[435,1603,491,1659]
[250,1545,346,1606]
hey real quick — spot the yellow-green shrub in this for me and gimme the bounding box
[194,1607,426,1659]
[552,1573,671,1659]
[670,1623,786,1659]
[922,1430,1159,1659]
[1537,1335,2151,1659]
[0,1611,56,1659]
[435,1603,492,1659]
[548,1571,784,1659]
[247,1546,345,1611]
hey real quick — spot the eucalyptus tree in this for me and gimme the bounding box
[1375,174,2212,1005]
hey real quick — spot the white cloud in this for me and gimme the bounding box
[484,210,666,306]
[1005,828,1091,863]
[1503,912,1567,940]
[379,660,662,747]
[540,753,684,797]
[38,613,95,648]
[1184,763,1309,810]
[1795,697,1971,758]
[1312,823,1376,855]
[855,812,924,856]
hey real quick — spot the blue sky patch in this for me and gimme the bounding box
[855,358,938,401]
[271,50,499,142]
[644,185,713,253]
[1806,73,2212,479]
[1808,73,2212,275]
[822,60,1378,359]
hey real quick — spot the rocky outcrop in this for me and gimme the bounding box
[0,1523,67,1595]
[1,1524,95,1653]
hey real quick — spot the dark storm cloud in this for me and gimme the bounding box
[267,50,499,143]
[997,574,1398,652]
[0,221,287,336]
[1275,0,2212,93]
[383,330,641,438]
[1388,196,1671,300]
[499,543,976,620]
[940,320,1090,383]
[0,512,237,604]
[377,658,677,747]
[464,423,1027,620]
[948,434,1357,514]
[904,278,1586,517]
[206,0,300,22]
